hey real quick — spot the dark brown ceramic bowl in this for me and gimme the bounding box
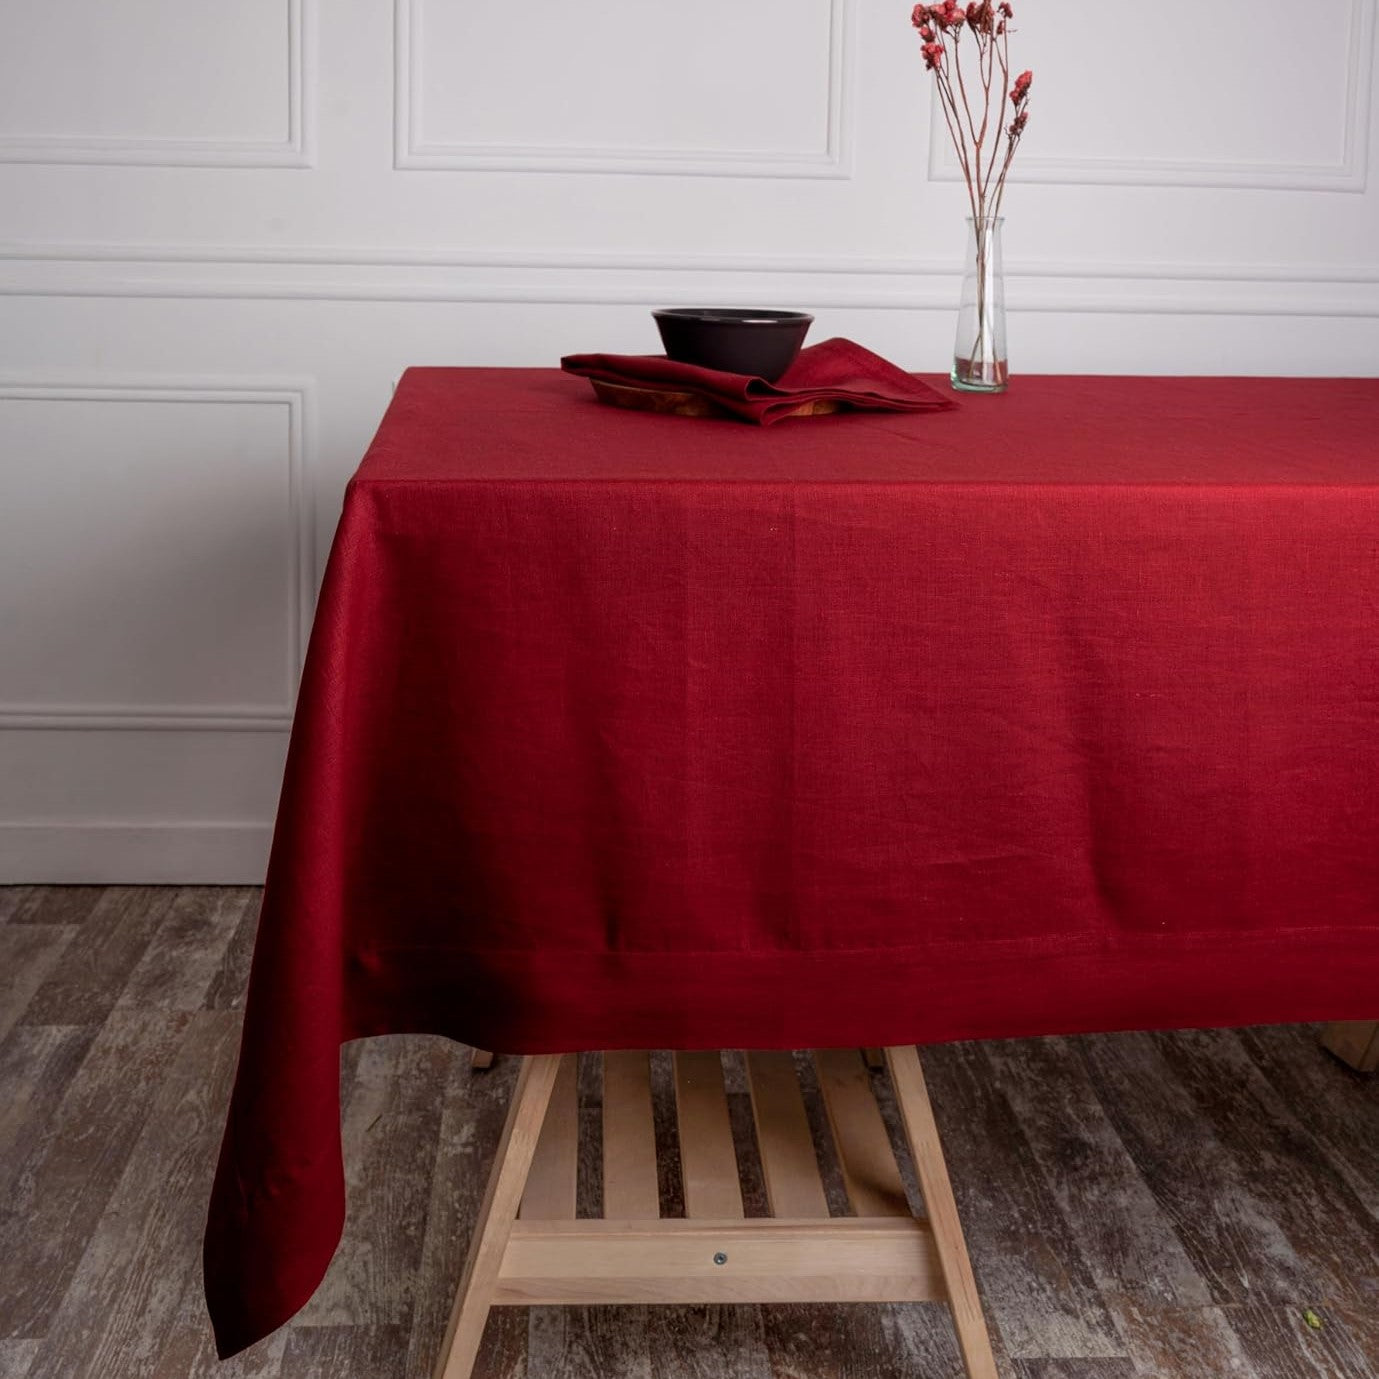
[652,308,813,382]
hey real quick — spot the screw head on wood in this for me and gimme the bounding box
[713,1252,728,1266]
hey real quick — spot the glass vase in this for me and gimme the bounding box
[951,215,1008,393]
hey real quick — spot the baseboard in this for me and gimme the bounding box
[0,822,271,884]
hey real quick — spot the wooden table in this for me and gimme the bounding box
[434,1046,998,1379]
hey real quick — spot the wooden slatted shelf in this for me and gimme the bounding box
[435,1047,997,1379]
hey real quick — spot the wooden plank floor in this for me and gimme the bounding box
[1,885,1378,1378]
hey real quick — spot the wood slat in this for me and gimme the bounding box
[0,886,34,924]
[0,924,78,1046]
[745,1052,829,1219]
[0,1341,40,1378]
[0,887,103,929]
[813,1048,910,1217]
[922,1038,1136,1362]
[116,887,255,1013]
[672,1052,744,1219]
[496,1217,942,1305]
[21,887,175,1026]
[0,1010,192,1340]
[284,1324,411,1376]
[23,1012,242,1379]
[293,1036,455,1330]
[518,1053,578,1221]
[602,1051,660,1220]
[0,1025,95,1208]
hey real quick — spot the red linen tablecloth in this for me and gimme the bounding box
[206,368,1379,1357]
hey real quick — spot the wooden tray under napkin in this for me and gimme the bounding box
[591,379,844,420]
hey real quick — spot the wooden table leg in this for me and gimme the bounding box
[1322,1022,1379,1073]
[885,1044,1000,1379]
[432,1053,563,1379]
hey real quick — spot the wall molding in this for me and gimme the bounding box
[393,0,854,177]
[1,243,1377,317]
[0,708,293,732]
[0,822,271,884]
[0,377,315,732]
[928,0,1374,192]
[5,239,1379,281]
[0,0,316,168]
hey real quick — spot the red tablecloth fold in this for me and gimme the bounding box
[561,336,956,423]
[205,368,1379,1360]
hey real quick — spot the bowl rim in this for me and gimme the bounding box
[652,307,814,325]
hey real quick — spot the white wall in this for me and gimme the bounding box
[2,0,1377,883]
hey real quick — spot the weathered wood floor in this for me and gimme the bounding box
[2,885,1378,1379]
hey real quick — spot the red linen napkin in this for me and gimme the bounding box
[561,336,957,425]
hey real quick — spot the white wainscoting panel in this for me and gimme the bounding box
[0,0,1375,880]
[0,0,312,166]
[928,0,1375,191]
[0,383,306,726]
[396,0,850,175]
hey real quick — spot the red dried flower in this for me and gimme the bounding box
[1011,69,1032,103]
[922,41,945,70]
[1008,110,1028,138]
[929,0,964,30]
[911,4,931,26]
[919,23,936,40]
[998,2,1013,16]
